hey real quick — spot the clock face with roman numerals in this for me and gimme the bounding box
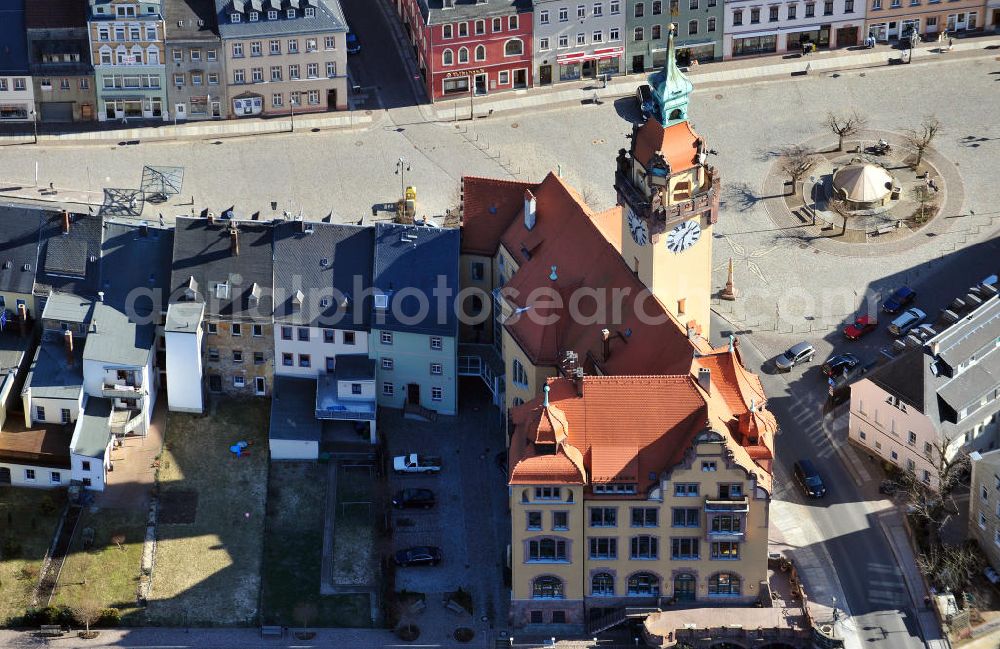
[665,219,701,254]
[627,205,649,246]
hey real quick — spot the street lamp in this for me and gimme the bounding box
[30,109,38,144]
[289,100,295,133]
[394,157,410,207]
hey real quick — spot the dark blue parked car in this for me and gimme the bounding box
[882,286,916,314]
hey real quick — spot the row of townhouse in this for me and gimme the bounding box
[392,0,997,100]
[0,207,171,491]
[452,34,778,631]
[163,217,460,461]
[0,0,350,124]
[0,206,461,485]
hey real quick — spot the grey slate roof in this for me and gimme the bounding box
[169,217,273,322]
[269,375,321,442]
[0,205,43,296]
[165,301,205,332]
[25,341,84,400]
[215,0,346,38]
[82,302,156,368]
[935,297,1000,371]
[36,211,103,297]
[72,397,113,459]
[0,0,29,75]
[41,292,94,324]
[333,354,374,381]
[100,220,175,317]
[415,0,530,25]
[0,334,30,377]
[372,223,459,338]
[272,221,373,330]
[165,0,221,40]
[867,348,925,412]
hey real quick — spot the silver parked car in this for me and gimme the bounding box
[775,341,816,371]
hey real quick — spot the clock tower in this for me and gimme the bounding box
[614,25,720,337]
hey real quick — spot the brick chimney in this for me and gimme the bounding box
[17,303,28,337]
[601,328,611,362]
[230,226,239,256]
[62,210,71,234]
[63,329,74,367]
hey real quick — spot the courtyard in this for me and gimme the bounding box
[144,399,269,626]
[0,489,65,626]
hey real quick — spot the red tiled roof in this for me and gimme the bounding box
[510,452,586,485]
[591,206,623,252]
[509,375,708,492]
[460,176,539,256]
[498,172,693,376]
[633,118,701,174]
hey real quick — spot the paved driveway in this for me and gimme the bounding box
[385,379,510,625]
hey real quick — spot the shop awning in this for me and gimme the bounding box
[557,46,623,64]
[729,28,780,39]
[676,39,717,48]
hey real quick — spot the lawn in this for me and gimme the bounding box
[0,488,65,626]
[332,466,377,588]
[51,508,145,620]
[145,399,269,626]
[260,462,372,628]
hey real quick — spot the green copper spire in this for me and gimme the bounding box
[648,24,694,127]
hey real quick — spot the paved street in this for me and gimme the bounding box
[0,35,996,649]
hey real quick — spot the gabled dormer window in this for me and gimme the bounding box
[215,281,230,299]
[231,13,241,21]
[249,11,259,20]
[267,9,277,18]
[305,6,315,16]
[286,8,296,17]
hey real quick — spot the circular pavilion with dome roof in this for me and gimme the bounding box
[831,161,895,210]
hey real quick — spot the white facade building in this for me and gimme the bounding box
[532,0,628,85]
[164,302,205,414]
[723,0,865,57]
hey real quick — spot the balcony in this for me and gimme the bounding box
[614,170,720,228]
[704,497,749,513]
[102,383,147,399]
[706,528,746,542]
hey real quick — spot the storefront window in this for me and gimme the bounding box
[597,57,619,75]
[732,34,777,56]
[443,76,469,94]
[559,62,581,81]
[0,104,29,120]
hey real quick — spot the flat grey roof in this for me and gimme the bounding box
[269,375,321,443]
[165,301,205,332]
[25,341,84,400]
[0,334,30,376]
[82,302,155,367]
[72,397,113,458]
[938,350,1000,413]
[42,291,94,324]
[333,354,374,381]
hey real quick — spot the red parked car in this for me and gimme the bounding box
[844,314,878,340]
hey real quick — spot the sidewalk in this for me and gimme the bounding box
[432,33,1000,120]
[878,515,951,649]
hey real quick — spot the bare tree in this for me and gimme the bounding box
[73,592,102,636]
[777,145,818,195]
[903,115,942,170]
[578,185,602,212]
[111,533,126,552]
[909,184,936,223]
[826,110,867,152]
[917,543,982,593]
[897,437,969,545]
[827,197,853,235]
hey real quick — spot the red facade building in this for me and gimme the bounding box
[396,0,533,101]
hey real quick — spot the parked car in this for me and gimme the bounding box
[394,546,442,567]
[888,307,926,337]
[346,32,361,54]
[843,314,878,340]
[774,341,815,371]
[393,453,442,474]
[391,488,436,509]
[793,459,827,498]
[882,286,916,314]
[636,84,654,119]
[822,353,861,377]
